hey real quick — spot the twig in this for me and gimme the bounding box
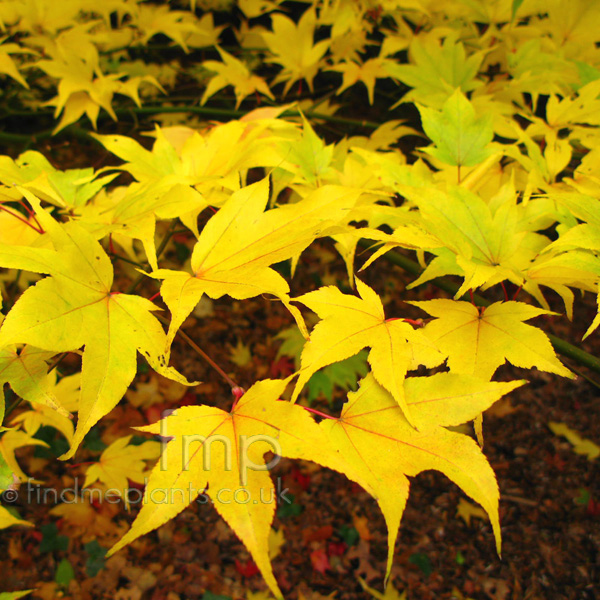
[501,494,538,506]
[155,313,238,390]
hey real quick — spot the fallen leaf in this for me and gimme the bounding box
[352,514,372,541]
[548,422,600,460]
[310,547,330,575]
[268,528,285,560]
[457,498,490,526]
[230,339,252,367]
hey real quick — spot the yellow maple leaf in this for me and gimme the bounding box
[291,279,444,426]
[0,430,48,483]
[50,497,126,543]
[321,373,505,582]
[201,46,274,108]
[135,4,199,52]
[329,56,397,105]
[0,190,191,460]
[83,435,161,507]
[126,373,187,409]
[548,422,600,460]
[359,577,406,600]
[262,8,330,95]
[0,38,33,89]
[0,505,32,530]
[10,368,77,442]
[156,178,364,353]
[456,497,489,526]
[0,212,41,246]
[0,345,69,416]
[268,527,285,560]
[411,300,574,380]
[107,378,342,599]
[230,339,252,368]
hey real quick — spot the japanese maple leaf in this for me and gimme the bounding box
[410,300,574,380]
[291,279,443,426]
[0,430,48,483]
[201,46,274,108]
[262,8,329,95]
[83,435,160,508]
[0,345,69,416]
[9,369,79,444]
[417,89,495,168]
[107,378,342,599]
[385,34,484,108]
[0,39,33,89]
[329,56,397,105]
[0,190,190,459]
[320,373,516,581]
[156,178,364,351]
[403,186,545,299]
[0,505,32,530]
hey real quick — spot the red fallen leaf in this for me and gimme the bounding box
[235,558,260,578]
[544,452,566,471]
[270,356,295,378]
[29,530,43,542]
[181,391,197,404]
[310,547,330,575]
[328,541,347,557]
[586,498,600,517]
[303,525,333,544]
[277,571,292,592]
[144,405,163,424]
[291,466,311,491]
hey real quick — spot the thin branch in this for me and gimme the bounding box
[109,253,146,269]
[155,313,238,390]
[0,103,381,148]
[3,396,23,420]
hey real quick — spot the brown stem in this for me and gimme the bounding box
[155,313,238,390]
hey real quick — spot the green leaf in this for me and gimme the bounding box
[408,552,432,576]
[0,452,13,491]
[338,525,359,547]
[39,522,69,553]
[306,350,369,404]
[417,89,494,168]
[55,558,75,587]
[202,593,232,600]
[84,539,107,577]
[386,35,484,107]
[276,494,303,519]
